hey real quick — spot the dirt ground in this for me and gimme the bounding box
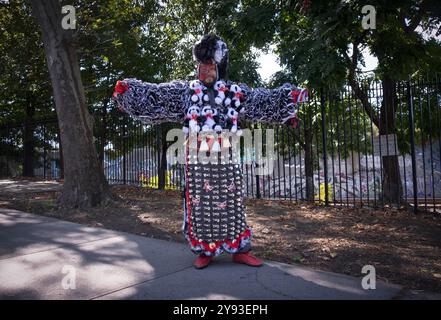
[1,182,441,293]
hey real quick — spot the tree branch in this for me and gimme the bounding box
[344,41,380,128]
[404,0,428,34]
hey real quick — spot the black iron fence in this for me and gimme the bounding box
[0,116,61,179]
[1,75,440,212]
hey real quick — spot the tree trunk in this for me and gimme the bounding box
[23,93,35,177]
[158,125,168,190]
[380,75,403,206]
[99,102,107,165]
[303,127,314,201]
[30,0,113,208]
[57,128,64,179]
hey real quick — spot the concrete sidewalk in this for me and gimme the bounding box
[0,208,439,300]
[0,179,61,196]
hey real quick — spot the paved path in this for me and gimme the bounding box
[0,179,61,196]
[0,208,439,300]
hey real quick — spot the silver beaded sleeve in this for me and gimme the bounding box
[240,83,307,124]
[113,78,190,124]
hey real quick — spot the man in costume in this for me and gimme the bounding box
[113,35,307,269]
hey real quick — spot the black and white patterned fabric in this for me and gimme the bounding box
[240,83,306,124]
[114,77,307,257]
[114,79,190,124]
[114,79,306,125]
[183,160,252,256]
[186,163,245,242]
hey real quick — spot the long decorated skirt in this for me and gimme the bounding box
[182,137,252,256]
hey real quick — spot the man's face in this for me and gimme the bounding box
[198,62,217,86]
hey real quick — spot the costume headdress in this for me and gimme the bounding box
[192,34,229,81]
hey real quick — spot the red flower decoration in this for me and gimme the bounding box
[219,87,229,93]
[114,80,128,95]
[235,92,244,99]
[290,90,301,103]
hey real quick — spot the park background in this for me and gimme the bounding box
[1,0,441,295]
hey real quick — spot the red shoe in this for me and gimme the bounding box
[193,254,213,269]
[232,251,263,267]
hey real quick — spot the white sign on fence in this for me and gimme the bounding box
[373,134,400,156]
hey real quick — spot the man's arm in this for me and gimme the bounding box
[240,83,308,125]
[113,78,189,124]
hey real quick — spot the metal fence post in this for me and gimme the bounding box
[122,119,127,185]
[320,91,329,206]
[406,79,418,214]
[254,124,261,199]
[156,125,162,190]
[43,124,47,179]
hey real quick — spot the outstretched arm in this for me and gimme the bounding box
[240,83,308,125]
[113,78,189,124]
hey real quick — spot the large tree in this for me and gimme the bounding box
[1,0,163,180]
[0,1,56,177]
[277,0,441,205]
[71,0,165,183]
[30,0,114,208]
